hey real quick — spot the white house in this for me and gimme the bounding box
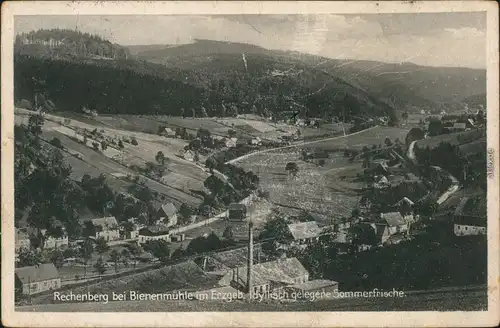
[41,229,69,250]
[156,203,178,227]
[15,229,31,252]
[138,225,171,244]
[287,221,322,245]
[91,217,120,241]
[453,197,487,236]
[182,149,195,162]
[15,263,61,295]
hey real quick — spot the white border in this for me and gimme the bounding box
[2,1,499,327]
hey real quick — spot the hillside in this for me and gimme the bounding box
[15,39,396,121]
[132,39,486,111]
[15,29,130,60]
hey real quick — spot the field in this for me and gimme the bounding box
[415,128,486,150]
[16,110,206,208]
[295,126,410,152]
[236,151,361,220]
[233,126,412,220]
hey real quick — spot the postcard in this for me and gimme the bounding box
[1,1,499,327]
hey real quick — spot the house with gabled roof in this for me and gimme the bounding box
[15,228,31,252]
[138,224,171,244]
[156,202,178,227]
[90,216,120,241]
[218,257,309,296]
[15,263,61,295]
[381,212,410,235]
[453,196,487,236]
[287,221,322,245]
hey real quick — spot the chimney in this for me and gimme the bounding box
[247,220,254,301]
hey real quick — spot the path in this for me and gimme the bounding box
[226,125,380,164]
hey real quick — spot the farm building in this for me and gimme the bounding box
[218,257,310,296]
[453,196,487,236]
[182,149,196,161]
[156,203,178,227]
[89,217,120,242]
[138,224,171,244]
[40,228,69,250]
[380,212,410,235]
[287,221,322,245]
[164,127,176,137]
[448,123,467,133]
[15,263,61,295]
[196,245,264,274]
[394,197,415,217]
[228,203,247,221]
[15,228,31,252]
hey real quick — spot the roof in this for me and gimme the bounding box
[289,279,338,291]
[396,197,415,207]
[454,196,487,223]
[203,246,262,273]
[159,203,177,217]
[139,224,170,236]
[16,263,59,283]
[16,229,29,241]
[91,217,118,230]
[229,257,309,287]
[453,123,467,129]
[381,212,406,227]
[287,221,322,240]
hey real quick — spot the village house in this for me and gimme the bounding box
[163,127,176,137]
[15,229,31,252]
[15,263,61,295]
[448,122,467,133]
[91,216,120,242]
[138,224,171,244]
[453,196,487,236]
[224,137,238,148]
[394,197,415,221]
[287,221,322,245]
[373,175,389,189]
[182,149,196,161]
[381,212,411,236]
[40,228,69,250]
[218,257,310,296]
[156,202,178,227]
[228,203,247,221]
[197,245,264,274]
[250,137,262,146]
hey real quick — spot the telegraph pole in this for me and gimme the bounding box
[247,220,254,302]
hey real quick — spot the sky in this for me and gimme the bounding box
[15,12,486,68]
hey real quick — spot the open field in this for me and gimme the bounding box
[16,110,206,208]
[415,128,486,150]
[236,151,361,220]
[296,126,410,152]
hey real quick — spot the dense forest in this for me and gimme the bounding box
[14,29,397,121]
[14,54,396,121]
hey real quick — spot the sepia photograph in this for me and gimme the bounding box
[1,1,499,327]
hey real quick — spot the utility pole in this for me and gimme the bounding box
[247,220,254,302]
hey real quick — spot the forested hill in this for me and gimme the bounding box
[132,39,486,112]
[15,29,130,60]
